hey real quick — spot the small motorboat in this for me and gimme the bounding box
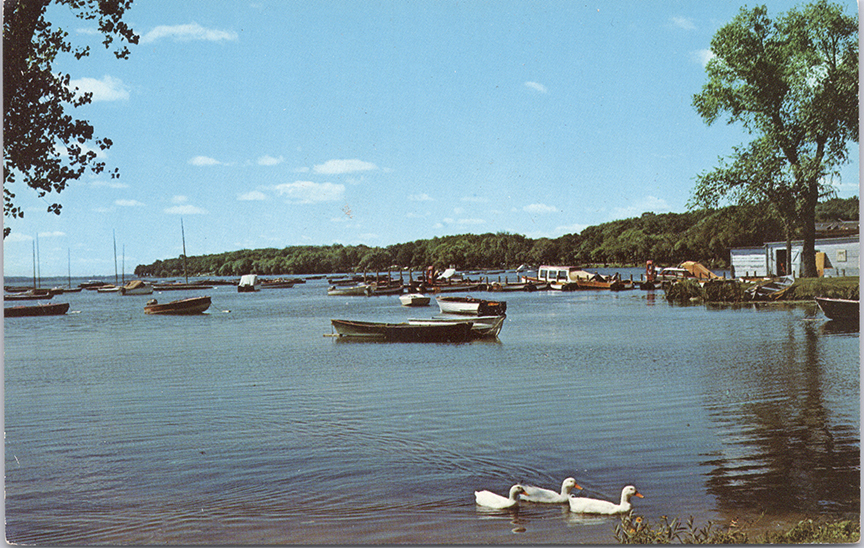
[436,296,506,316]
[5,302,70,317]
[144,296,211,315]
[399,293,431,307]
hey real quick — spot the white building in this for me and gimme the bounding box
[730,236,859,278]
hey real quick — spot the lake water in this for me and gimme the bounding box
[4,271,859,544]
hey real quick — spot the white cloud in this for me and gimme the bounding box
[238,190,267,201]
[611,196,671,219]
[258,155,284,166]
[274,181,345,203]
[115,199,145,207]
[313,159,378,175]
[68,75,129,101]
[37,231,66,238]
[189,156,223,166]
[442,217,485,226]
[671,16,696,30]
[461,196,489,203]
[408,193,434,202]
[692,49,715,67]
[523,203,558,214]
[4,233,32,242]
[525,81,548,93]
[164,204,207,215]
[171,195,189,204]
[140,23,238,44]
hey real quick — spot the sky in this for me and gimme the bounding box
[3,0,860,278]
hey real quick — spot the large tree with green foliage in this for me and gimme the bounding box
[692,0,858,277]
[3,0,138,238]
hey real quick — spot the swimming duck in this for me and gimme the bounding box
[520,477,582,503]
[474,484,526,510]
[567,485,643,514]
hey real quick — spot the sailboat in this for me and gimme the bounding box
[51,249,83,294]
[98,231,122,293]
[151,219,213,291]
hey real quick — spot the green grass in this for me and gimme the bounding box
[614,514,860,544]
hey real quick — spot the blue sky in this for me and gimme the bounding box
[3,0,859,277]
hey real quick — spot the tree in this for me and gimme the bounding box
[692,1,857,277]
[4,0,138,237]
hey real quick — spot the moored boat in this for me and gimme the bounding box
[144,296,211,315]
[120,280,154,295]
[815,297,859,323]
[5,289,53,301]
[408,314,506,338]
[436,296,506,316]
[330,319,473,342]
[5,302,70,317]
[399,293,431,306]
[238,274,260,292]
[327,284,371,296]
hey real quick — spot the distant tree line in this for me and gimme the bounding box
[134,198,858,278]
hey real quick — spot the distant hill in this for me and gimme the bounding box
[134,197,859,278]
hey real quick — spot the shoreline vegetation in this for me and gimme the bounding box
[615,514,860,544]
[132,199,858,279]
[664,276,859,304]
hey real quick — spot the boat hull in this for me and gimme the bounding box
[815,297,859,323]
[408,315,506,338]
[144,296,211,315]
[5,302,70,317]
[399,294,431,306]
[436,296,507,316]
[331,319,473,342]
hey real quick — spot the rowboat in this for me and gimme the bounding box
[399,293,431,306]
[238,274,260,292]
[436,296,507,316]
[815,297,859,323]
[408,315,506,338]
[144,296,211,315]
[4,302,70,317]
[330,319,473,342]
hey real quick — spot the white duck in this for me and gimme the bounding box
[520,477,583,503]
[474,484,526,510]
[568,485,643,515]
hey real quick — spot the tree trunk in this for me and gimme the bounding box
[799,178,819,278]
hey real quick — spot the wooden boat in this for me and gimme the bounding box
[120,280,154,295]
[5,289,53,301]
[436,296,506,316]
[97,285,122,293]
[367,283,404,296]
[238,274,260,292]
[408,315,506,338]
[399,293,431,306]
[5,302,70,317]
[488,281,537,292]
[815,297,859,323]
[330,319,473,342]
[144,296,211,315]
[327,284,371,296]
[260,278,297,288]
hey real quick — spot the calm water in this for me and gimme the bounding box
[4,272,859,544]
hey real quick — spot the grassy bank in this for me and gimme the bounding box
[665,276,859,304]
[615,514,860,544]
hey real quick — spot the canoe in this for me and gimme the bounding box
[330,319,473,342]
[436,296,507,316]
[144,296,211,315]
[5,302,70,317]
[399,293,431,306]
[815,297,859,323]
[408,315,506,338]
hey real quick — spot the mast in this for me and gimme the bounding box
[181,218,189,284]
[32,239,37,290]
[36,234,41,288]
[113,230,118,286]
[68,248,72,289]
[122,244,125,285]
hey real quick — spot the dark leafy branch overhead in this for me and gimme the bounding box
[3,0,138,237]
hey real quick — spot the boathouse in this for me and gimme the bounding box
[730,221,859,278]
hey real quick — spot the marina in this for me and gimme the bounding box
[4,271,858,544]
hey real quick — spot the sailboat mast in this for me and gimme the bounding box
[68,248,72,289]
[36,234,41,288]
[122,245,125,285]
[32,239,37,290]
[113,230,118,286]
[181,218,189,284]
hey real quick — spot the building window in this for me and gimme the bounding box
[837,249,847,262]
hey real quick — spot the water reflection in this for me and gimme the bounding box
[702,320,859,517]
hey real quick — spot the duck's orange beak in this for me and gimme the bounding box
[575,484,583,490]
[635,492,644,498]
